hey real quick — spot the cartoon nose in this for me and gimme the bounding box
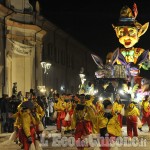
[124,35,130,39]
[123,27,130,36]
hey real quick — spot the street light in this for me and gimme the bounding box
[79,73,86,84]
[41,61,51,74]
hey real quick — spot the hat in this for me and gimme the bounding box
[103,99,112,109]
[21,100,34,110]
[114,3,142,29]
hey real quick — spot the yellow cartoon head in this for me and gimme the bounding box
[112,3,149,48]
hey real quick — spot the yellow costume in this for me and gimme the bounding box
[112,101,124,114]
[54,98,66,112]
[72,104,96,141]
[112,100,124,128]
[125,104,140,116]
[54,98,67,131]
[96,101,104,114]
[97,112,121,137]
[141,96,150,130]
[20,109,36,137]
[125,103,140,138]
[142,100,150,113]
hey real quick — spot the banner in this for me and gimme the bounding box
[8,39,34,56]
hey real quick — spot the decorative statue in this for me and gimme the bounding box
[78,68,95,95]
[112,3,150,70]
[111,3,150,90]
[91,48,119,78]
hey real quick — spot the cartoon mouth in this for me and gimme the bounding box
[95,72,104,78]
[130,70,139,76]
[124,40,131,45]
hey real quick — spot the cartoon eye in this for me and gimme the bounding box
[119,31,124,36]
[129,29,136,36]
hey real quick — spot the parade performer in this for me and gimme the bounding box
[71,94,95,150]
[9,95,44,149]
[112,94,125,128]
[139,95,150,131]
[18,100,37,150]
[9,102,23,148]
[95,98,104,114]
[31,98,45,140]
[97,99,121,150]
[85,95,96,112]
[125,102,140,139]
[85,95,98,134]
[63,94,73,133]
[54,93,66,132]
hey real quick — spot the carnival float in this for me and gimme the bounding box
[79,3,150,102]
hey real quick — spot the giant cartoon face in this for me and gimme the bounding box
[112,3,149,49]
[115,26,138,48]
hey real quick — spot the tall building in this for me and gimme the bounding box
[0,0,97,96]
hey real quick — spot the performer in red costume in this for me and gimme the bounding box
[125,102,140,139]
[72,94,95,150]
[112,94,125,128]
[18,100,37,150]
[139,95,150,132]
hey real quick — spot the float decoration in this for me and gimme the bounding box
[78,67,95,95]
[122,83,139,100]
[112,3,150,69]
[91,48,121,78]
[112,3,150,99]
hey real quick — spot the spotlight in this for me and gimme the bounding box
[99,97,103,101]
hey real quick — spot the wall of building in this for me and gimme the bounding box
[0,1,97,96]
[38,19,97,94]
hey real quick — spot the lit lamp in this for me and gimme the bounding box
[41,61,51,74]
[37,86,46,94]
[79,73,86,84]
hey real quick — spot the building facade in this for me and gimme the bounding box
[0,0,97,96]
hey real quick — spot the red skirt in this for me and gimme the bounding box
[18,127,35,150]
[75,120,92,140]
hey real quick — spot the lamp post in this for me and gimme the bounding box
[79,73,86,85]
[40,61,51,74]
[40,61,51,94]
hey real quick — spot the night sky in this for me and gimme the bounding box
[38,0,150,78]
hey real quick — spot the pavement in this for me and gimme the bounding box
[0,125,150,150]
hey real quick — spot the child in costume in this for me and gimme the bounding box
[125,102,140,139]
[10,99,44,150]
[18,100,37,150]
[112,94,125,128]
[54,93,66,132]
[98,99,122,150]
[63,94,73,134]
[139,95,150,131]
[71,94,95,150]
